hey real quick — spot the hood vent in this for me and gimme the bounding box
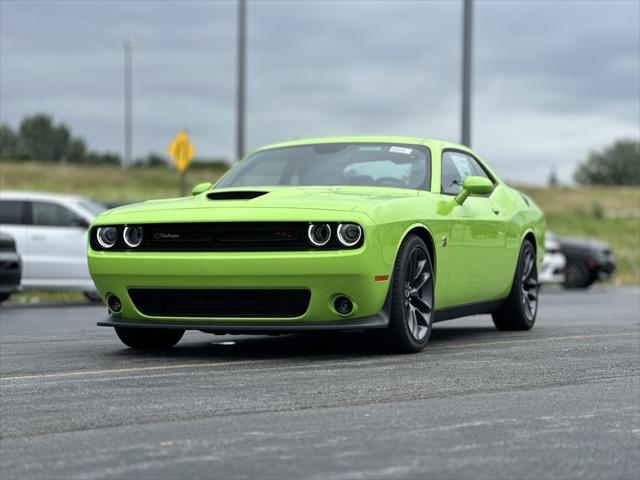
[207,191,268,201]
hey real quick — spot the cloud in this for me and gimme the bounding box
[1,0,638,184]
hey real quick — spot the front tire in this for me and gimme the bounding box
[0,292,11,303]
[492,240,539,331]
[385,234,435,353]
[115,327,184,349]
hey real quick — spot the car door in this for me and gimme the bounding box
[437,150,508,307]
[24,200,90,286]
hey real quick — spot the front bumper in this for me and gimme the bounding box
[89,244,392,328]
[539,252,566,284]
[0,251,22,293]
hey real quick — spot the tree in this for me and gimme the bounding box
[18,114,58,161]
[67,138,87,163]
[0,124,20,159]
[574,139,640,186]
[2,113,121,164]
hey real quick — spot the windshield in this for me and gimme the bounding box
[216,143,431,190]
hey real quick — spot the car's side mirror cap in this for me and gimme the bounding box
[455,176,494,205]
[192,182,212,196]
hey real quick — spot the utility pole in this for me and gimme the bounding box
[236,0,246,161]
[123,38,134,169]
[461,0,473,147]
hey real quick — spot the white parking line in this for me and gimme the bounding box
[1,332,638,382]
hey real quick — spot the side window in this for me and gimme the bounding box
[0,201,28,225]
[31,202,83,228]
[441,151,492,195]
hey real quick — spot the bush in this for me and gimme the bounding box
[574,139,640,186]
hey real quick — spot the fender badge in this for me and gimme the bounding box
[442,236,448,247]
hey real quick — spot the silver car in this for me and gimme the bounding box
[0,191,107,300]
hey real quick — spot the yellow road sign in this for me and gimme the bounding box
[168,131,195,173]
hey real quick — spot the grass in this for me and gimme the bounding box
[0,160,228,201]
[520,186,640,285]
[1,161,639,294]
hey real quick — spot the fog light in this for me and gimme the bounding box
[107,295,122,313]
[334,296,353,315]
[308,223,331,247]
[123,226,144,248]
[97,227,118,249]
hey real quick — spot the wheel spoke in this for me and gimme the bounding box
[411,295,432,315]
[408,306,418,337]
[414,259,426,280]
[414,272,431,290]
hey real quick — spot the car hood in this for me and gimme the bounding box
[100,186,420,218]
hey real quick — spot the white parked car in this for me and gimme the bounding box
[0,191,107,301]
[539,232,566,285]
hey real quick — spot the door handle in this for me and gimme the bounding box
[31,235,46,241]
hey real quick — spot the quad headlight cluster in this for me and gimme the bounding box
[92,222,364,251]
[308,223,362,248]
[95,226,144,250]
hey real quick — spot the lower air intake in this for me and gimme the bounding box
[129,288,311,318]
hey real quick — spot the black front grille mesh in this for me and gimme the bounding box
[129,288,311,318]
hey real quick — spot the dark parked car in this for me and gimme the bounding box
[0,232,22,303]
[554,233,616,288]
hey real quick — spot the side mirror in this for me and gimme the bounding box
[455,176,494,205]
[192,182,212,196]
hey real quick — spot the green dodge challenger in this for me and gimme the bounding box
[89,137,545,353]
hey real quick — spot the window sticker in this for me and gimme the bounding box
[358,146,382,152]
[450,155,473,178]
[389,146,412,155]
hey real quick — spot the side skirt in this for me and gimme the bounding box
[433,299,505,323]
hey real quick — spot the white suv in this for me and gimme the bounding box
[0,191,107,300]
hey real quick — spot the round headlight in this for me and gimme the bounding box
[96,227,118,249]
[308,223,331,247]
[337,223,362,247]
[123,226,144,248]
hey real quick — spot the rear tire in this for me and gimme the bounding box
[115,327,184,349]
[0,292,11,303]
[563,257,594,289]
[492,240,539,331]
[384,234,435,353]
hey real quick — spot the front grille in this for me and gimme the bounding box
[129,288,311,318]
[90,222,364,251]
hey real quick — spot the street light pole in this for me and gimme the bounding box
[235,0,247,161]
[461,0,473,147]
[123,38,134,169]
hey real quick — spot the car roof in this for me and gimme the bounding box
[254,136,472,154]
[0,190,90,203]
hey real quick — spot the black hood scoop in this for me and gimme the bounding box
[207,191,268,200]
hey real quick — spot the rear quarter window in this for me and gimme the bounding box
[0,200,28,225]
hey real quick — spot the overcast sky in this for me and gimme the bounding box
[1,0,638,184]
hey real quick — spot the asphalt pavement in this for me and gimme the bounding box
[1,286,639,480]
